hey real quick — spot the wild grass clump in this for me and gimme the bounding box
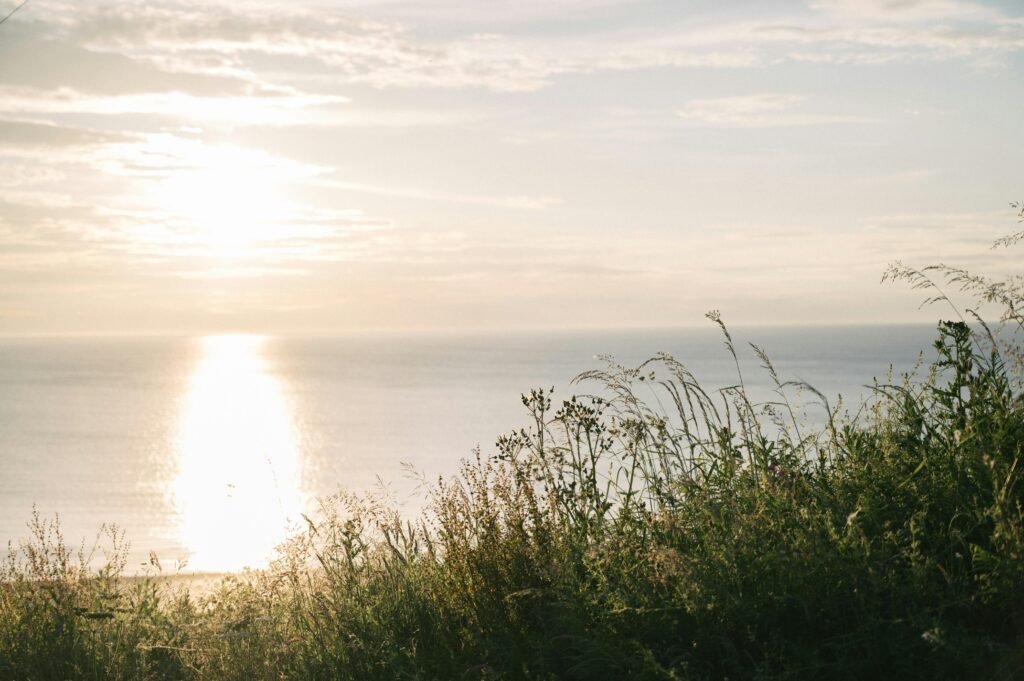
[0,513,196,680]
[2,205,1023,680]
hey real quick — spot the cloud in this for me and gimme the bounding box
[676,94,868,128]
[0,131,395,276]
[35,1,560,93]
[755,1,1024,66]
[1,0,1020,115]
[0,124,560,285]
[809,0,995,22]
[17,0,1019,100]
[0,200,395,276]
[315,178,559,210]
[0,119,133,147]
[0,86,349,127]
[304,0,648,26]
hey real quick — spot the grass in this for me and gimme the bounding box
[2,206,1023,680]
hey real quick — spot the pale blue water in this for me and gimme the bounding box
[0,325,940,571]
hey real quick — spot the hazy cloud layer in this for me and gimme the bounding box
[0,0,1022,333]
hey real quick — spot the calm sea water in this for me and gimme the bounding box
[0,325,940,572]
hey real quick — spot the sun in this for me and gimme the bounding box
[152,140,298,258]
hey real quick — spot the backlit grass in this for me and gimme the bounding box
[3,207,1023,680]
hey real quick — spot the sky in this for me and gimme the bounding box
[0,0,1022,335]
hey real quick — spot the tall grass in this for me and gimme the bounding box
[2,206,1023,680]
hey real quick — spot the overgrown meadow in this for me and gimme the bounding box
[3,207,1023,680]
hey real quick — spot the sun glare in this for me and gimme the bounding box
[172,335,306,572]
[151,141,299,257]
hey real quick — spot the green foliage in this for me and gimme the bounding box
[0,512,194,681]
[2,206,1023,680]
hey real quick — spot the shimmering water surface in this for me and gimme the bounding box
[0,325,940,572]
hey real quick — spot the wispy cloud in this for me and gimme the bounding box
[0,86,349,127]
[0,131,390,276]
[0,118,133,148]
[757,0,1024,66]
[14,0,1021,104]
[0,122,562,282]
[37,1,560,93]
[0,200,396,275]
[810,0,996,22]
[676,94,868,128]
[315,178,559,210]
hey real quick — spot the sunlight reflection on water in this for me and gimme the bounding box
[172,335,306,572]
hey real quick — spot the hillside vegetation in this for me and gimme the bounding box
[3,206,1023,680]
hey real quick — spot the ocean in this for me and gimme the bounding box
[0,324,941,573]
